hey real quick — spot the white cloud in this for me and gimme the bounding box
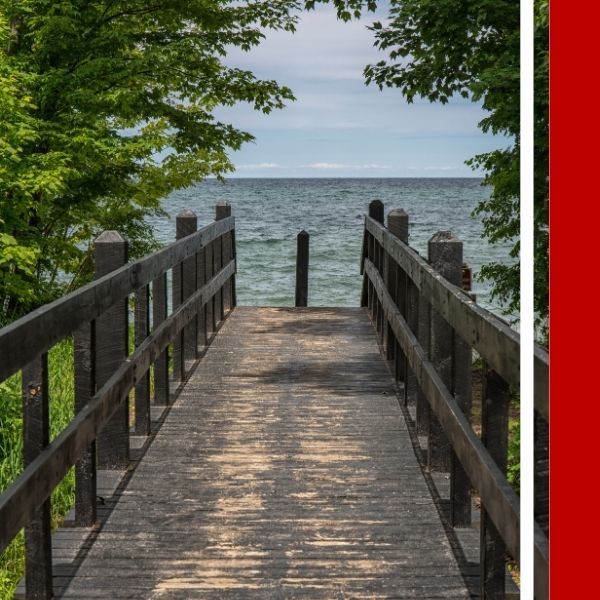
[303,162,391,170]
[407,166,459,171]
[225,9,388,83]
[236,162,279,169]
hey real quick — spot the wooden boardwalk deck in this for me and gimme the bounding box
[59,307,471,598]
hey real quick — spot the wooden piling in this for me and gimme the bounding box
[295,230,309,307]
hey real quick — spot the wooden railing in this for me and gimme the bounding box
[0,202,236,599]
[360,200,549,600]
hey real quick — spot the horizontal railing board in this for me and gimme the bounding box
[364,216,549,421]
[0,217,234,384]
[0,260,234,553]
[365,259,520,557]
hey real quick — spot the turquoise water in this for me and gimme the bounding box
[150,178,515,316]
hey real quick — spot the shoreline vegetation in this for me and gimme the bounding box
[0,340,75,598]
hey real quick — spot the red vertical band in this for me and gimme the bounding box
[549,1,599,596]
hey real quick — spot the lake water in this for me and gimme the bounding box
[149,178,515,317]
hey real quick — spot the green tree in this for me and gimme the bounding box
[0,0,303,324]
[357,0,548,332]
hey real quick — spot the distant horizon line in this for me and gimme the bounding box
[205,175,485,180]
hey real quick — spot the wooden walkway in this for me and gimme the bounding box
[59,307,470,598]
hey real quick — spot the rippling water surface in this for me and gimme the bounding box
[149,178,515,316]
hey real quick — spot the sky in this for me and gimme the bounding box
[214,5,507,179]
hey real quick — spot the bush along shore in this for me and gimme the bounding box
[0,340,75,599]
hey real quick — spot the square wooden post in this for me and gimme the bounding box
[95,231,129,469]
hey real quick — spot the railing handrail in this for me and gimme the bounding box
[364,259,520,552]
[0,259,235,554]
[363,215,549,421]
[0,216,235,384]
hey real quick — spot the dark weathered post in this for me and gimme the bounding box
[416,291,431,434]
[134,285,151,435]
[387,209,409,392]
[450,268,474,527]
[480,368,510,598]
[152,273,169,405]
[534,411,549,536]
[173,210,197,381]
[196,237,208,349]
[74,322,97,525]
[22,354,52,599]
[369,199,384,228]
[295,230,309,307]
[427,231,462,470]
[216,201,231,315]
[230,225,237,308]
[205,229,215,335]
[368,200,384,330]
[95,231,129,469]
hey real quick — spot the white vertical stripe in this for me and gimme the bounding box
[520,0,535,598]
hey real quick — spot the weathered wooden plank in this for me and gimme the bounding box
[57,307,470,598]
[0,216,235,383]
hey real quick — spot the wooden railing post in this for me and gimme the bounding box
[535,411,549,537]
[216,201,232,315]
[427,231,462,470]
[387,209,408,392]
[212,204,224,322]
[480,368,510,598]
[230,224,237,308]
[22,353,52,599]
[295,230,309,307]
[152,273,169,405]
[416,293,431,435]
[450,268,474,527]
[74,321,97,525]
[174,210,198,381]
[134,284,151,435]
[196,237,208,349]
[95,231,129,469]
[205,225,215,336]
[368,200,384,333]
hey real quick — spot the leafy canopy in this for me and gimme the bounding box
[0,0,305,322]
[356,0,548,331]
[1,0,548,332]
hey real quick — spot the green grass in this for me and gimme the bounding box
[0,339,76,600]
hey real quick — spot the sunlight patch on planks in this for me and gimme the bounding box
[60,307,470,598]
